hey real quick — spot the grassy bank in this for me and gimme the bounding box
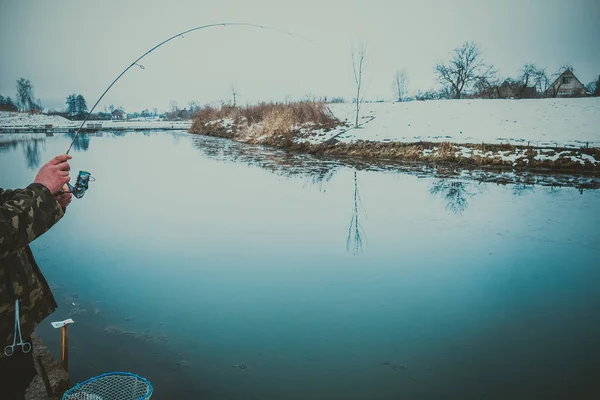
[190,101,340,147]
[189,101,600,175]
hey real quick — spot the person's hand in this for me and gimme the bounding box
[55,184,73,210]
[33,154,72,195]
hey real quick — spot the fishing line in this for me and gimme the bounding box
[64,22,313,198]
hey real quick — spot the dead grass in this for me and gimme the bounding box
[190,101,340,147]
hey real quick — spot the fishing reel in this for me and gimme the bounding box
[67,170,95,199]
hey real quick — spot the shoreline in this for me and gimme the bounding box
[187,99,600,179]
[188,127,600,181]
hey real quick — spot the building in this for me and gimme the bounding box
[111,109,126,120]
[547,69,587,98]
[497,80,537,99]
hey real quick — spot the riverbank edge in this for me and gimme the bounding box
[187,122,600,178]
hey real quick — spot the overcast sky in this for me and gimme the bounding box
[1,0,598,112]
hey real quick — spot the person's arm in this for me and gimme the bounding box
[0,183,65,259]
[0,188,17,202]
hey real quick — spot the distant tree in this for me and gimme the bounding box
[16,78,35,112]
[595,75,600,97]
[520,64,538,88]
[76,95,88,117]
[393,69,408,102]
[33,98,43,113]
[109,104,115,113]
[585,77,599,96]
[140,109,151,117]
[534,69,550,95]
[434,42,495,99]
[517,63,549,98]
[66,94,77,116]
[0,95,18,111]
[472,74,501,99]
[188,100,198,113]
[231,85,237,107]
[351,42,367,127]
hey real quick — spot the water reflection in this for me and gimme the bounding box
[192,135,340,191]
[429,179,480,214]
[346,171,367,255]
[2,131,600,399]
[21,139,46,169]
[0,139,20,153]
[512,183,535,197]
[66,132,91,152]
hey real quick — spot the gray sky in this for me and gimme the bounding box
[1,0,598,112]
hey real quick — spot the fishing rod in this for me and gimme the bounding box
[64,22,311,198]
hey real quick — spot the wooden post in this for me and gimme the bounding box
[61,325,69,372]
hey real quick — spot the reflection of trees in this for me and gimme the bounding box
[21,139,46,169]
[0,140,20,154]
[346,171,366,255]
[429,179,478,214]
[66,132,90,151]
[513,183,534,197]
[191,135,339,189]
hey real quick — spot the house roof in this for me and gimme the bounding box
[548,69,586,90]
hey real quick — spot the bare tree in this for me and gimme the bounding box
[351,42,367,127]
[393,69,408,102]
[231,85,238,107]
[518,63,548,98]
[534,69,550,95]
[434,42,495,99]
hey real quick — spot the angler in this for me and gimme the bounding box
[0,154,73,398]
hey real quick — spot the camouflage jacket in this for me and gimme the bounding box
[0,183,63,359]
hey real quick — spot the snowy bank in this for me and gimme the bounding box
[0,111,192,130]
[191,98,600,174]
[322,98,600,149]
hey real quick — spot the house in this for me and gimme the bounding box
[111,109,126,120]
[547,69,587,98]
[498,80,520,98]
[497,80,538,99]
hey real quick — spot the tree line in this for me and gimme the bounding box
[0,78,43,112]
[392,41,600,101]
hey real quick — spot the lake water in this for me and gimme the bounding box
[1,131,599,399]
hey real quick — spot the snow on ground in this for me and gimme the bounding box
[323,98,600,148]
[0,111,191,129]
[0,111,76,128]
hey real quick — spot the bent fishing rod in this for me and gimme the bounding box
[64,22,311,198]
